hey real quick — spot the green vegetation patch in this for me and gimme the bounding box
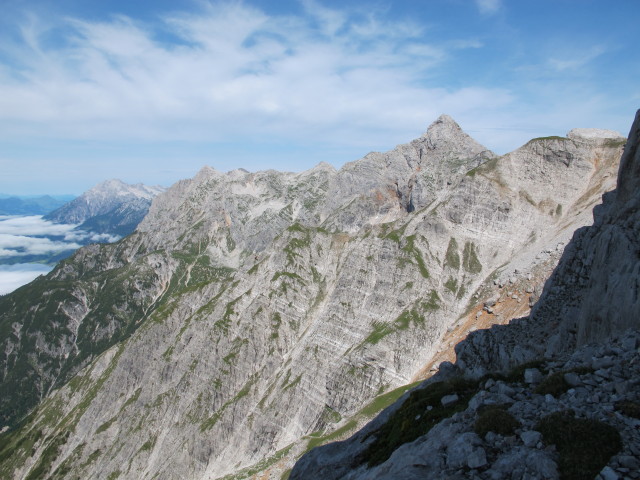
[200,376,256,432]
[139,436,156,453]
[444,277,458,293]
[466,157,498,178]
[361,377,479,467]
[363,321,395,345]
[223,337,249,366]
[616,400,640,419]
[604,138,626,148]
[474,405,520,437]
[394,308,424,331]
[321,405,342,424]
[422,290,441,311]
[527,135,567,144]
[303,381,422,455]
[363,295,438,346]
[96,417,117,434]
[271,271,306,284]
[534,372,570,397]
[462,241,482,274]
[536,412,622,480]
[399,235,429,278]
[0,426,43,474]
[215,293,246,334]
[282,374,302,392]
[216,444,294,480]
[24,430,71,480]
[444,237,460,270]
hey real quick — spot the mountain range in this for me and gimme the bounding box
[0,196,72,216]
[45,179,166,237]
[0,114,632,480]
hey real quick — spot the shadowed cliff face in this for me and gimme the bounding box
[455,111,640,375]
[0,115,628,480]
[537,111,640,349]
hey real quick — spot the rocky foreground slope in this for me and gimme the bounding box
[291,113,640,479]
[0,116,627,480]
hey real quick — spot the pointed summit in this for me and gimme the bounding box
[417,114,493,159]
[431,113,461,129]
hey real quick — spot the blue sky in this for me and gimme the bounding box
[1,0,638,195]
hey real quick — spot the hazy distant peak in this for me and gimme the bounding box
[193,165,222,182]
[299,161,336,176]
[45,179,166,232]
[85,179,164,201]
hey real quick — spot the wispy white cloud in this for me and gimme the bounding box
[548,45,606,72]
[0,1,508,147]
[475,0,502,15]
[300,0,347,37]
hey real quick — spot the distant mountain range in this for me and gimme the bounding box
[0,195,74,216]
[0,181,166,270]
[45,179,167,236]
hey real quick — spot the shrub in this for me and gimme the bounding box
[504,359,546,383]
[360,377,478,467]
[536,412,622,480]
[474,406,520,437]
[534,372,569,397]
[616,400,640,419]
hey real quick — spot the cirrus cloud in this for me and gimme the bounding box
[0,1,507,147]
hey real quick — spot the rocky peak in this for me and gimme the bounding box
[290,110,639,480]
[415,114,488,157]
[424,113,462,136]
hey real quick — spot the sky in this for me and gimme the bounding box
[0,0,638,195]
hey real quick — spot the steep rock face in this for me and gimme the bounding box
[290,114,637,480]
[0,116,626,480]
[45,179,166,236]
[454,118,636,376]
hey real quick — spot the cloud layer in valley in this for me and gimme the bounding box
[0,215,120,294]
[0,263,52,295]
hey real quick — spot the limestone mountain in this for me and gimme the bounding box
[0,115,626,480]
[291,117,640,479]
[45,179,166,236]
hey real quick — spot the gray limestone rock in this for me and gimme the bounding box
[520,430,542,448]
[441,393,460,407]
[1,113,632,480]
[525,368,543,384]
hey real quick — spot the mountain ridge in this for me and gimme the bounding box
[291,112,638,479]
[0,115,627,480]
[45,179,166,236]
